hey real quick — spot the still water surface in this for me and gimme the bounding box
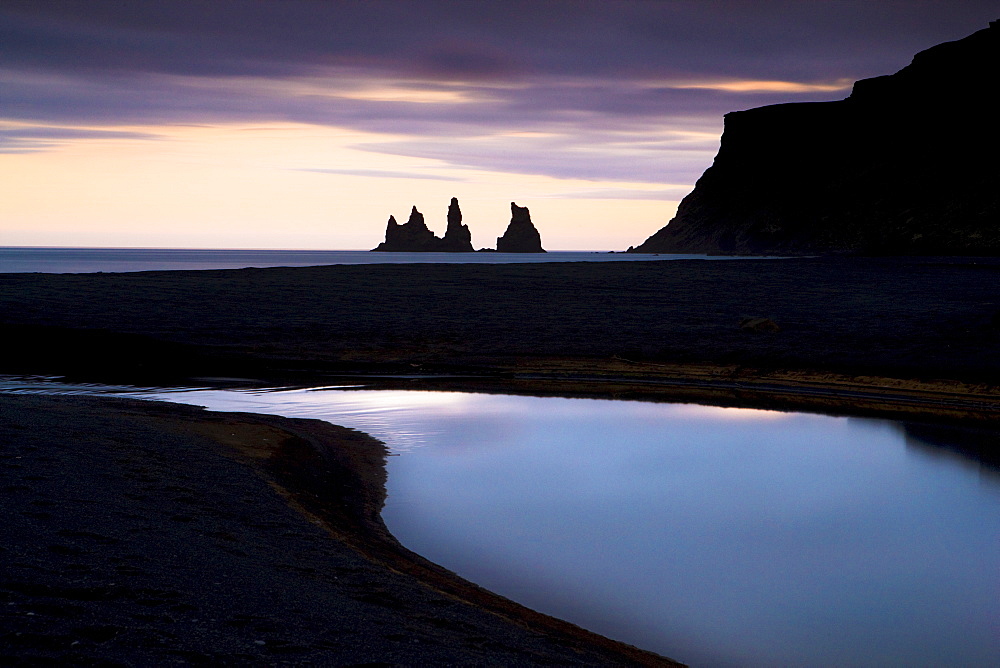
[4,379,998,667]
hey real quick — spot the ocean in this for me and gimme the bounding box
[0,247,749,274]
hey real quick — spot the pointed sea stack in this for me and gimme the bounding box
[631,20,1000,255]
[372,199,476,252]
[496,202,545,253]
[439,197,475,252]
[372,206,443,251]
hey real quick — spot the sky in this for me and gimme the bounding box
[1,1,997,251]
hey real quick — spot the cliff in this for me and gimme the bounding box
[372,199,474,252]
[497,202,546,253]
[630,20,1000,255]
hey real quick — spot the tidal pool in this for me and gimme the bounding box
[4,380,998,666]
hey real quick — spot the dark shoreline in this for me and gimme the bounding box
[1,394,681,665]
[3,256,1000,387]
[3,256,999,662]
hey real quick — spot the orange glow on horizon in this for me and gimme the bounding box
[0,122,689,250]
[671,78,853,93]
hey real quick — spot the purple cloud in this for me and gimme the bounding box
[549,188,693,201]
[2,1,997,184]
[295,168,466,182]
[0,125,161,153]
[3,1,995,81]
[350,134,720,184]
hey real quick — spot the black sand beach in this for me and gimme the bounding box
[3,257,1000,664]
[3,257,1000,383]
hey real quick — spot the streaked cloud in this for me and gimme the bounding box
[295,168,466,182]
[0,124,161,153]
[672,78,854,93]
[333,87,486,105]
[2,0,991,185]
[546,187,692,201]
[3,1,994,82]
[351,131,721,184]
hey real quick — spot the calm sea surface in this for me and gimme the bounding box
[2,377,997,668]
[0,247,764,273]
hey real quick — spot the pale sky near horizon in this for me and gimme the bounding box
[2,1,997,251]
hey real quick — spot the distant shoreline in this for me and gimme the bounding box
[0,246,760,274]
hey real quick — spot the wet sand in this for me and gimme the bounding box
[0,394,679,665]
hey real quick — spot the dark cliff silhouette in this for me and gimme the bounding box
[630,20,1000,255]
[372,198,474,252]
[496,202,546,253]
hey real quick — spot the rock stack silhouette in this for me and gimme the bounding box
[497,202,545,253]
[372,198,544,252]
[372,198,474,252]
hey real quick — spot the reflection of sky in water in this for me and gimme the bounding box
[2,378,998,667]
[135,386,480,453]
[373,397,999,667]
